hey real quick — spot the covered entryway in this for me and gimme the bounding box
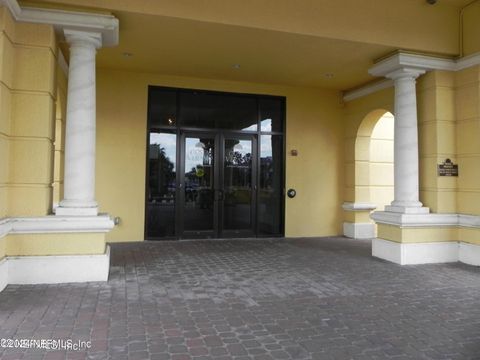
[145,87,285,240]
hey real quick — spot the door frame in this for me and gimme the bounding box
[145,86,286,240]
[178,131,219,239]
[178,131,257,239]
[219,132,257,239]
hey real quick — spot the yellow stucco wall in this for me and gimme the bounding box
[459,227,480,245]
[377,224,480,246]
[0,236,5,259]
[0,6,57,218]
[5,233,106,256]
[455,66,480,217]
[377,224,458,243]
[53,61,67,207]
[343,211,371,223]
[417,71,457,214]
[96,68,344,242]
[369,113,394,211]
[462,1,480,56]
[25,0,461,56]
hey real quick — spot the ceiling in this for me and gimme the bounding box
[96,11,394,90]
[23,0,471,91]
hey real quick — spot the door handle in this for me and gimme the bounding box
[215,189,224,201]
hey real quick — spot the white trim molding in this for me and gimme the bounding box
[369,52,455,77]
[0,0,119,46]
[343,222,376,239]
[459,242,480,266]
[343,51,480,102]
[371,211,480,228]
[8,245,110,284]
[372,238,460,265]
[342,202,377,211]
[0,218,12,239]
[456,52,480,71]
[0,0,19,17]
[0,246,110,290]
[342,79,394,102]
[1,214,114,235]
[0,258,7,292]
[0,215,113,292]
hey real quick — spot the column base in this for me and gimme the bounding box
[372,238,458,265]
[8,245,110,285]
[384,205,430,214]
[0,258,7,292]
[459,242,480,266]
[343,222,376,239]
[57,199,98,216]
[56,206,98,216]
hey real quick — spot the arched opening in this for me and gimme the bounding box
[369,112,394,211]
[344,109,394,239]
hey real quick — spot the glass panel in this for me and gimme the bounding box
[147,132,177,237]
[184,136,215,231]
[180,92,257,131]
[259,135,283,235]
[259,98,283,132]
[223,138,252,230]
[148,88,177,128]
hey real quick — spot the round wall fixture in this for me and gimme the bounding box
[287,189,296,198]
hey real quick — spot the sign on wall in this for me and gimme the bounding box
[437,159,458,177]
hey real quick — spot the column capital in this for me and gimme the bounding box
[64,29,102,49]
[369,52,434,79]
[385,67,426,81]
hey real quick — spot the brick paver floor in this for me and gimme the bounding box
[1,237,480,359]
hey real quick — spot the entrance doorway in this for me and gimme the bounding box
[180,132,256,238]
[146,87,285,240]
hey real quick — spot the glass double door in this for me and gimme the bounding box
[179,132,256,238]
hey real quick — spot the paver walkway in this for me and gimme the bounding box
[0,237,480,359]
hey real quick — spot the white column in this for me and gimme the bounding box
[56,30,102,216]
[384,68,429,214]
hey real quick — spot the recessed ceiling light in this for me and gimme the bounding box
[232,64,241,69]
[122,52,133,57]
[324,73,334,78]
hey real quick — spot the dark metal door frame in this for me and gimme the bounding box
[178,131,257,239]
[219,132,257,239]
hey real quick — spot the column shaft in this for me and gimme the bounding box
[57,30,102,216]
[385,69,428,214]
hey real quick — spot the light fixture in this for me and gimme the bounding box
[324,73,334,78]
[232,64,241,69]
[167,117,174,125]
[122,52,133,57]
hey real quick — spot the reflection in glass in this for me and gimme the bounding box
[259,135,283,235]
[224,139,252,230]
[147,132,176,237]
[184,137,215,231]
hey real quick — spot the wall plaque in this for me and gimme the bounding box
[437,158,458,177]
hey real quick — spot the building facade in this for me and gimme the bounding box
[0,0,479,290]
